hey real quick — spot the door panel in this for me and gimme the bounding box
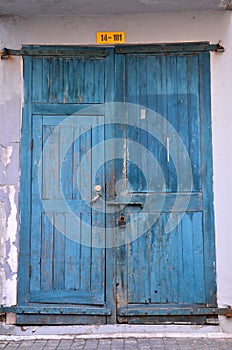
[30,115,105,305]
[115,52,216,321]
[18,49,114,323]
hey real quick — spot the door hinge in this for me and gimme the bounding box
[30,139,33,150]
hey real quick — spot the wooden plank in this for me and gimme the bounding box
[67,59,74,103]
[187,55,201,191]
[156,56,168,189]
[199,52,216,306]
[125,55,139,190]
[53,213,66,290]
[176,56,189,192]
[91,116,105,291]
[42,125,60,200]
[32,58,43,102]
[42,58,50,103]
[29,290,104,304]
[150,216,161,303]
[74,58,84,103]
[95,59,105,103]
[166,55,178,192]
[60,125,74,200]
[192,212,206,303]
[41,213,54,291]
[16,314,107,325]
[33,103,105,115]
[84,59,95,103]
[79,123,92,291]
[181,213,194,303]
[65,214,81,290]
[17,56,33,306]
[30,115,43,292]
[16,306,111,315]
[128,214,150,303]
[119,306,222,316]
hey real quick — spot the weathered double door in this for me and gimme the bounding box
[18,46,216,324]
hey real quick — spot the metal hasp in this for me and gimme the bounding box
[1,42,225,59]
[107,201,143,209]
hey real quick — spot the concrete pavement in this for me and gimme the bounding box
[1,337,232,349]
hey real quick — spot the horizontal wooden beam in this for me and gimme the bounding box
[118,306,232,317]
[1,306,111,315]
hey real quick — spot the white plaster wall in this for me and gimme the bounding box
[0,10,231,319]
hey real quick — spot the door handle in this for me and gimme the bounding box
[91,185,102,203]
[91,193,102,203]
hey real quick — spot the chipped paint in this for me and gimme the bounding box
[0,186,18,306]
[0,145,12,168]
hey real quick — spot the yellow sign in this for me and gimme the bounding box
[96,32,125,45]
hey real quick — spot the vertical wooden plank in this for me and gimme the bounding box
[91,116,105,291]
[68,59,74,103]
[63,58,69,103]
[180,213,194,303]
[32,58,43,102]
[49,58,63,103]
[177,215,184,304]
[199,52,216,305]
[60,125,74,200]
[42,125,60,200]
[41,213,54,291]
[73,126,81,200]
[128,213,150,303]
[80,212,91,291]
[137,56,148,192]
[65,213,81,290]
[53,213,66,290]
[95,59,105,103]
[30,115,43,291]
[159,214,171,303]
[176,56,189,192]
[125,55,139,190]
[192,212,206,303]
[150,216,161,303]
[187,55,201,191]
[156,55,168,190]
[147,56,164,192]
[18,56,33,305]
[79,123,92,291]
[166,55,178,192]
[75,59,84,103]
[42,58,50,103]
[169,214,180,303]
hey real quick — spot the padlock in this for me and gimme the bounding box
[117,214,126,228]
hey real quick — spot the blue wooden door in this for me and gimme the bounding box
[18,46,216,324]
[114,50,216,323]
[18,48,115,324]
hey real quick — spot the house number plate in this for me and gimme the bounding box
[96,32,126,44]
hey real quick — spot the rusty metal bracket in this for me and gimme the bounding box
[116,42,225,54]
[224,306,232,317]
